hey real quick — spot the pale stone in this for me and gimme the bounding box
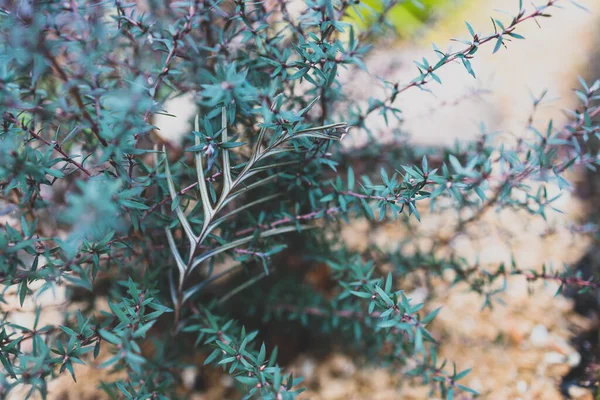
[406,287,429,306]
[182,367,197,390]
[153,92,197,146]
[568,385,594,400]
[543,352,566,365]
[328,354,357,378]
[567,351,582,367]
[529,325,549,348]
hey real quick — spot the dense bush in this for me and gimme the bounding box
[0,0,599,398]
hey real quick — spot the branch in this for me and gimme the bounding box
[350,0,562,127]
[3,113,92,177]
[143,1,199,123]
[40,44,108,147]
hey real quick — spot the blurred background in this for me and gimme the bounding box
[299,1,600,398]
[320,1,600,399]
[227,0,600,398]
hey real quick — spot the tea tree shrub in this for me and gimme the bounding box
[1,0,599,399]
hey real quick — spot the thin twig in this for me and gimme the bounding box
[3,113,92,177]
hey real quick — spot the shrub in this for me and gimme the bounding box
[0,0,599,399]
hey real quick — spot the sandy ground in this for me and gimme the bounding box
[290,1,600,399]
[343,0,600,147]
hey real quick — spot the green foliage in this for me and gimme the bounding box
[345,0,456,38]
[0,0,599,399]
